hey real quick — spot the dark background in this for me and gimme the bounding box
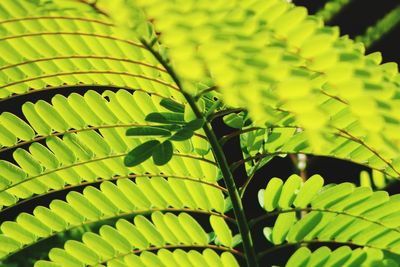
[1,0,399,266]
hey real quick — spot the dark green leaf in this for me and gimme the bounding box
[152,140,173,166]
[126,127,171,137]
[156,124,182,131]
[145,112,185,124]
[169,129,194,141]
[159,98,185,113]
[185,119,204,131]
[124,140,160,167]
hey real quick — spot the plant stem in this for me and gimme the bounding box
[184,92,259,267]
[141,40,259,267]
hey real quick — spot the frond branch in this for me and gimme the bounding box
[0,32,143,48]
[1,173,228,214]
[1,153,217,194]
[0,124,206,154]
[337,128,400,177]
[257,240,381,260]
[99,244,243,265]
[0,55,166,73]
[0,70,179,91]
[0,16,113,26]
[0,85,168,103]
[250,208,400,234]
[5,207,234,259]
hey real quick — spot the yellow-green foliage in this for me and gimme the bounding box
[0,0,400,266]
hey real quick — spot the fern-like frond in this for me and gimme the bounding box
[0,0,182,102]
[257,174,400,256]
[35,248,239,267]
[239,126,400,178]
[33,212,239,267]
[0,177,227,259]
[286,246,398,267]
[0,89,216,209]
[35,212,237,266]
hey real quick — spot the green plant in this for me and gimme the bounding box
[0,0,399,266]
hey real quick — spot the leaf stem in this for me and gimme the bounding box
[141,40,259,267]
[184,93,259,267]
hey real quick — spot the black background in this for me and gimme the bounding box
[1,0,399,266]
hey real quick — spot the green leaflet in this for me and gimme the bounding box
[116,219,149,249]
[160,98,185,113]
[100,225,132,253]
[64,240,100,266]
[83,187,119,216]
[13,149,43,176]
[48,248,84,267]
[152,212,180,245]
[278,174,302,209]
[124,140,160,167]
[293,175,324,208]
[152,140,173,165]
[264,178,284,212]
[178,213,209,245]
[66,192,102,220]
[33,207,67,232]
[210,215,233,247]
[169,119,204,141]
[184,119,205,131]
[169,128,194,141]
[126,126,171,137]
[82,232,116,261]
[286,211,323,242]
[145,112,185,124]
[271,212,297,245]
[134,215,165,246]
[285,246,398,267]
[0,112,35,141]
[0,235,22,254]
[35,100,69,132]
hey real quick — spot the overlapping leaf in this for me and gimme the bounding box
[286,246,398,267]
[0,0,184,101]
[259,174,400,255]
[35,212,238,266]
[0,90,215,209]
[0,177,226,259]
[239,126,400,178]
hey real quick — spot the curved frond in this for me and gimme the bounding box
[239,126,400,177]
[257,174,400,255]
[0,0,182,101]
[285,246,398,267]
[0,89,216,209]
[33,212,239,267]
[0,177,227,259]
